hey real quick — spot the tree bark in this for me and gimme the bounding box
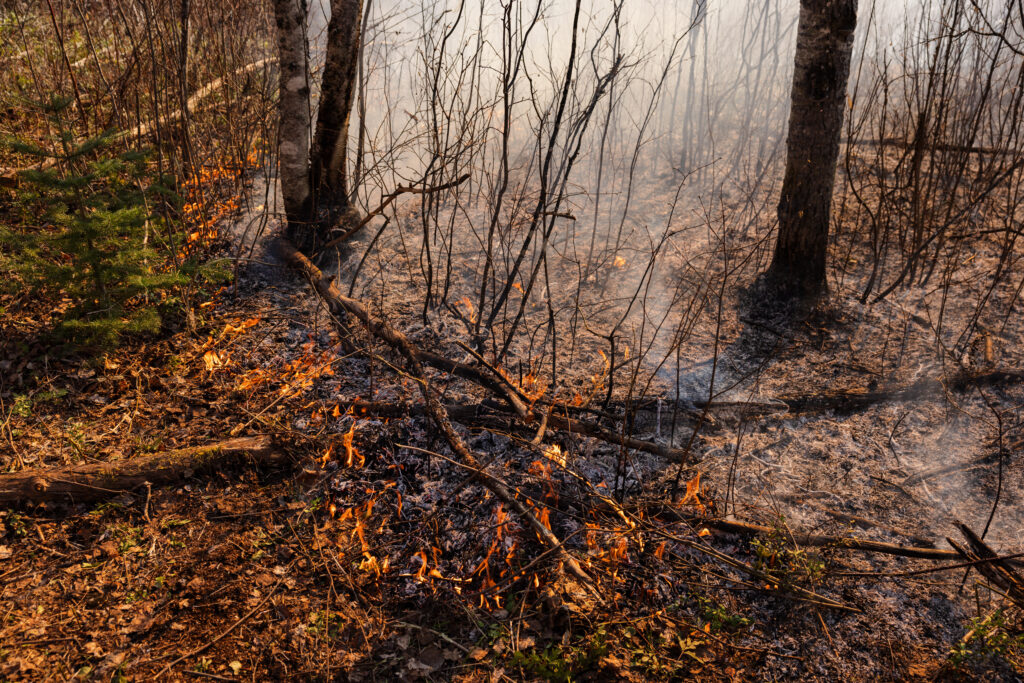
[0,436,283,504]
[272,0,313,236]
[766,0,857,300]
[310,0,363,229]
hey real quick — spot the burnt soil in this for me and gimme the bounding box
[2,180,1024,682]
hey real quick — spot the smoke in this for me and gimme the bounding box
[298,0,1007,399]
[288,1,1024,548]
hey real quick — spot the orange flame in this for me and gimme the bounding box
[414,550,429,582]
[342,423,364,468]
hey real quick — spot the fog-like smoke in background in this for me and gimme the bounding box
[289,0,1024,548]
[299,0,806,394]
[299,0,1022,403]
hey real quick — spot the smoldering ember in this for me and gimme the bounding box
[2,0,1024,680]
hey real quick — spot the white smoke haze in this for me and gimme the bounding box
[291,0,1024,550]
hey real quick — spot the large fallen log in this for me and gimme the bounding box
[0,435,283,504]
[567,366,1024,423]
[904,442,1021,487]
[843,136,1021,157]
[116,57,276,144]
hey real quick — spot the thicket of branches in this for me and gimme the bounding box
[3,2,1024,672]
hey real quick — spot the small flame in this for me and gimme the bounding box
[680,473,705,513]
[542,444,566,467]
[414,550,429,582]
[342,423,364,468]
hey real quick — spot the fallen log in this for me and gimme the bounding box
[1,57,277,187]
[787,499,937,547]
[903,447,1016,487]
[780,368,1024,415]
[0,435,284,504]
[569,367,1024,422]
[116,57,276,143]
[843,135,1021,157]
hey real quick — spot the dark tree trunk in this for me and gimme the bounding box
[310,0,363,230]
[766,0,857,300]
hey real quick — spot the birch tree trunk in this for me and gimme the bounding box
[766,0,857,301]
[272,0,313,242]
[273,0,363,252]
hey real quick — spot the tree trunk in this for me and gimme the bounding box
[273,0,363,252]
[272,0,313,239]
[766,0,857,300]
[310,0,363,232]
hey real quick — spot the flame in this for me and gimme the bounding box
[342,423,363,468]
[542,444,566,467]
[529,459,558,501]
[458,296,477,323]
[177,152,263,259]
[353,518,368,553]
[475,543,496,576]
[318,443,335,468]
[610,536,628,563]
[680,473,705,513]
[504,540,518,567]
[359,553,384,577]
[519,372,548,403]
[414,550,429,582]
[537,506,551,531]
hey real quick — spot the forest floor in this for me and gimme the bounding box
[2,173,1024,682]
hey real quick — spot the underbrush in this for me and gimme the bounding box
[1,98,236,351]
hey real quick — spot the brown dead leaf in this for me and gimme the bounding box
[417,644,445,671]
